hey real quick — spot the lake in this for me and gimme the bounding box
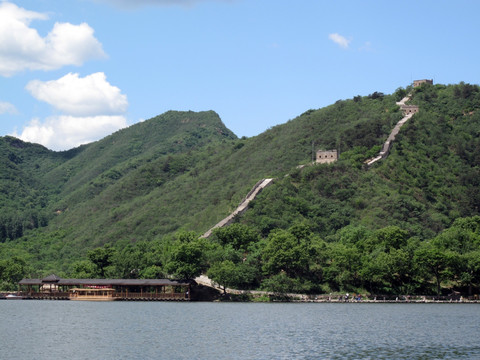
[1,301,479,359]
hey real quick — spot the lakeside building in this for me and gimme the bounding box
[18,275,191,301]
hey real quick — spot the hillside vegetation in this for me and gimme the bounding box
[1,83,479,296]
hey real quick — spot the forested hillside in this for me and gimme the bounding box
[243,83,480,239]
[1,82,479,296]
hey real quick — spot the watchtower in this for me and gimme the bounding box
[316,149,338,164]
[401,105,419,115]
[413,79,433,87]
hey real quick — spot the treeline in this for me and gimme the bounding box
[205,217,479,296]
[3,217,478,295]
[0,211,49,242]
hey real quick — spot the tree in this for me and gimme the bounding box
[387,248,415,294]
[394,87,407,101]
[113,244,145,279]
[71,260,97,279]
[374,226,409,250]
[414,242,455,295]
[455,251,480,295]
[323,242,362,292]
[368,91,384,100]
[140,265,165,279]
[176,231,199,243]
[0,256,31,291]
[207,260,239,294]
[165,240,205,279]
[212,224,259,251]
[361,248,414,294]
[261,272,308,295]
[434,216,480,254]
[261,229,309,278]
[87,245,116,277]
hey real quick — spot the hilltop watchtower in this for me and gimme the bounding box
[413,79,433,87]
[316,149,338,164]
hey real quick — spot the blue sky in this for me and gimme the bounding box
[1,0,479,150]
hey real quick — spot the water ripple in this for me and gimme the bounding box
[1,302,479,359]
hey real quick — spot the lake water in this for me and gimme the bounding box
[1,301,479,359]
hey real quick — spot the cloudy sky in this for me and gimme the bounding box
[1,0,479,150]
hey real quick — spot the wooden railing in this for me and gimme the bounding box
[114,292,189,300]
[23,292,70,299]
[19,291,190,301]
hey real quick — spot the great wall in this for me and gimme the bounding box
[202,82,425,241]
[197,81,426,293]
[200,178,274,239]
[196,179,274,288]
[365,93,418,166]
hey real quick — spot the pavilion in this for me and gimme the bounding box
[19,275,191,301]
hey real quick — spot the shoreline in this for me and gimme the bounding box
[286,299,480,304]
[1,294,479,303]
[214,290,480,303]
[194,275,480,303]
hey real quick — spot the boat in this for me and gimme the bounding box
[69,288,116,301]
[6,294,24,300]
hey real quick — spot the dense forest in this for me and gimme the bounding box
[1,82,479,297]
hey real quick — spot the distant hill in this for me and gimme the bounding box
[1,82,479,296]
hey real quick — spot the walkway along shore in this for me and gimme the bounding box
[194,275,480,303]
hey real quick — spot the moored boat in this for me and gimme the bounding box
[6,294,24,300]
[69,288,116,301]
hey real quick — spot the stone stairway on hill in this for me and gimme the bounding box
[365,94,418,167]
[200,178,274,239]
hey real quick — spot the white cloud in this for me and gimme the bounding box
[0,101,18,115]
[359,41,373,52]
[26,72,128,116]
[0,2,105,77]
[17,72,129,150]
[14,115,127,151]
[328,33,351,49]
[92,0,233,8]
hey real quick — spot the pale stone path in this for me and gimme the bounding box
[200,178,274,238]
[195,274,309,299]
[396,95,410,107]
[196,179,276,294]
[365,95,417,167]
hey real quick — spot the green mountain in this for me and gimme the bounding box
[243,84,480,239]
[1,83,479,296]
